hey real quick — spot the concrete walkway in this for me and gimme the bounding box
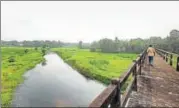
[127,54,179,107]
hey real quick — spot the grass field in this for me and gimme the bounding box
[1,47,44,107]
[165,54,178,69]
[173,55,178,69]
[52,48,137,85]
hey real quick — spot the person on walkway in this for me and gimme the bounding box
[147,45,156,66]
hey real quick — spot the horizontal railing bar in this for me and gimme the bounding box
[120,63,136,87]
[120,55,141,82]
[136,65,141,74]
[156,48,179,56]
[89,84,117,107]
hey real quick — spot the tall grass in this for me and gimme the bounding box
[1,47,44,107]
[52,48,137,85]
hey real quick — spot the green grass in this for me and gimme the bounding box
[173,55,178,69]
[1,47,137,106]
[52,48,137,85]
[1,47,44,107]
[165,54,178,69]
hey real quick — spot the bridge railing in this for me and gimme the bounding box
[156,48,179,72]
[89,50,147,108]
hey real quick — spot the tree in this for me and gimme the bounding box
[78,41,83,49]
[90,48,96,52]
[114,37,119,52]
[41,49,46,56]
[1,29,179,53]
[170,29,179,38]
[99,38,116,53]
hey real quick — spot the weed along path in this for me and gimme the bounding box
[12,52,106,107]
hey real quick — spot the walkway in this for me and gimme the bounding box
[127,54,179,107]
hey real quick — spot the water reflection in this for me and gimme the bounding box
[12,53,106,107]
[41,61,47,66]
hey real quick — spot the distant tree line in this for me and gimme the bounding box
[89,29,179,53]
[78,41,91,49]
[2,29,179,54]
[1,40,79,48]
[1,40,91,49]
[1,40,63,48]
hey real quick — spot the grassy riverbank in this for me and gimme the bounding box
[1,47,44,107]
[52,48,137,85]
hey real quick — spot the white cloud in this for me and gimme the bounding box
[1,1,179,42]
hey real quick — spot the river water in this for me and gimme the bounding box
[12,52,106,107]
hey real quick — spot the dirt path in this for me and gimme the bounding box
[127,54,179,107]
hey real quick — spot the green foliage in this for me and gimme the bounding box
[35,47,38,51]
[41,49,46,55]
[1,47,44,107]
[24,49,29,53]
[52,48,137,84]
[78,41,83,49]
[42,44,47,49]
[8,56,15,63]
[1,29,179,53]
[99,38,116,53]
[90,48,96,52]
[89,29,179,53]
[1,40,63,47]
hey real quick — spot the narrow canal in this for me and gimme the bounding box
[12,52,106,107]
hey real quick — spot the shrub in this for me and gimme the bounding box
[24,49,29,53]
[41,49,46,55]
[8,56,15,63]
[34,47,38,51]
[90,48,96,52]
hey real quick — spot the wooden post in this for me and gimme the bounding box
[137,54,142,75]
[158,51,160,56]
[163,53,165,60]
[170,54,173,66]
[111,79,120,108]
[133,65,137,91]
[139,59,142,75]
[177,56,179,72]
[141,55,144,65]
[132,60,136,76]
[166,53,168,62]
[158,50,161,57]
[117,81,121,107]
[159,52,162,57]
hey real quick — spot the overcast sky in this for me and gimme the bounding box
[1,1,179,42]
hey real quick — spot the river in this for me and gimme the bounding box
[12,52,106,107]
